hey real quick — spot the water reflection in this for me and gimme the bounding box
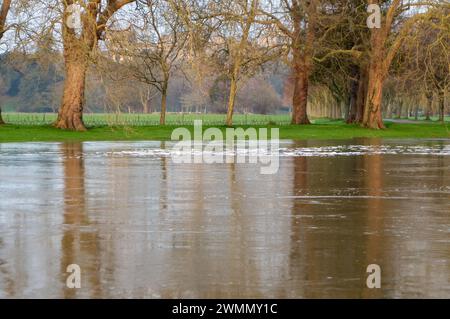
[60,143,104,298]
[362,141,384,299]
[0,139,449,298]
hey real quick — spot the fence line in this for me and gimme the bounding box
[3,113,293,127]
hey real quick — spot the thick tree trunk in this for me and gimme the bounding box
[363,64,385,129]
[225,77,238,126]
[53,0,133,130]
[54,1,96,132]
[54,58,88,131]
[291,62,310,125]
[361,3,403,130]
[160,88,167,125]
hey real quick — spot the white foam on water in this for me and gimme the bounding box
[101,144,450,158]
[279,145,450,157]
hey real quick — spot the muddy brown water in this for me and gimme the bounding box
[0,139,449,298]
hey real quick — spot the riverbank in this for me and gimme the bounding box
[0,121,449,143]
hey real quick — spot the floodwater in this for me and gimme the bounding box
[0,139,449,298]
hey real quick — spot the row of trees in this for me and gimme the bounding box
[3,48,447,120]
[0,0,449,130]
[0,51,286,115]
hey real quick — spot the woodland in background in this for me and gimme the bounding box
[0,52,287,115]
[0,0,449,130]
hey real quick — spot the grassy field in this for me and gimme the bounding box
[1,112,294,126]
[0,113,449,142]
[3,112,449,127]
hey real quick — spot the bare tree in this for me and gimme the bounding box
[54,0,135,131]
[109,0,187,124]
[196,0,285,125]
[422,9,449,122]
[260,0,328,125]
[220,0,259,126]
[138,84,158,113]
[391,7,449,122]
[362,0,447,129]
[0,0,12,124]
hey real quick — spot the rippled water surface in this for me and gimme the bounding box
[0,139,449,298]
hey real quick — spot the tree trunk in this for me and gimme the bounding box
[53,0,133,130]
[54,57,88,131]
[386,102,393,119]
[226,76,238,126]
[291,60,310,125]
[338,102,343,119]
[361,3,403,129]
[438,91,445,123]
[0,107,4,125]
[346,66,360,123]
[143,95,151,114]
[355,67,368,124]
[363,64,385,129]
[160,88,167,125]
[345,94,352,122]
[142,87,152,114]
[396,100,403,119]
[425,93,432,120]
[54,3,92,132]
[332,102,341,119]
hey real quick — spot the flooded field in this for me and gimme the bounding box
[0,139,449,298]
